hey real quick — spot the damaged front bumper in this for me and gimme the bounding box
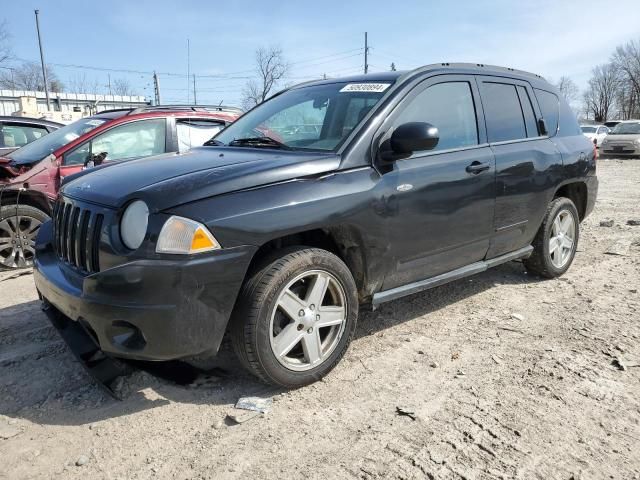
[34,220,256,364]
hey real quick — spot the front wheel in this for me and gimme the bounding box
[230,247,358,387]
[524,197,579,278]
[0,205,49,269]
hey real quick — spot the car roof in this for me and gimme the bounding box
[290,62,549,90]
[618,119,640,124]
[0,115,64,127]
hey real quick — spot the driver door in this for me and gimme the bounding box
[59,118,168,180]
[377,75,496,290]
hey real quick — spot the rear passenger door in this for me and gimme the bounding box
[477,77,563,259]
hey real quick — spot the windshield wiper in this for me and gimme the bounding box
[228,137,291,150]
[203,139,225,146]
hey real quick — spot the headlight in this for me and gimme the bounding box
[156,216,221,254]
[635,138,640,145]
[120,200,149,250]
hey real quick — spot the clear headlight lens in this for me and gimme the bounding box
[156,216,221,254]
[120,200,149,250]
[635,138,640,145]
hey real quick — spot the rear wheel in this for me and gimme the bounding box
[524,197,579,278]
[231,247,358,387]
[0,205,49,269]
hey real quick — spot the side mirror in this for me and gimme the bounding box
[538,118,548,136]
[390,122,439,155]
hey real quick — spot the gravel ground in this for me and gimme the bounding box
[1,159,639,480]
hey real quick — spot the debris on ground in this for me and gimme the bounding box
[511,313,525,321]
[626,219,640,226]
[612,359,626,371]
[235,395,273,414]
[599,219,614,227]
[604,239,632,256]
[455,370,466,378]
[75,455,90,466]
[395,407,416,421]
[491,354,503,364]
[226,411,263,425]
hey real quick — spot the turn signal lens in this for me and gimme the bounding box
[156,216,221,254]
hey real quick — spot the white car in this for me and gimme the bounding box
[580,124,609,147]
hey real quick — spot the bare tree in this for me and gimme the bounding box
[111,78,135,96]
[611,39,640,119]
[67,73,102,94]
[242,46,289,109]
[0,20,11,66]
[583,64,618,122]
[555,76,579,104]
[0,61,63,92]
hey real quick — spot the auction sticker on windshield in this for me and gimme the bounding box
[340,83,391,93]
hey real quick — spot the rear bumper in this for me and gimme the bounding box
[34,220,257,361]
[601,145,639,155]
[584,175,598,219]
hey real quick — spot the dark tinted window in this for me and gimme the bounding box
[394,81,478,152]
[517,86,538,137]
[481,82,527,142]
[534,89,559,137]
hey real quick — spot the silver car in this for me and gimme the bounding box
[600,120,640,156]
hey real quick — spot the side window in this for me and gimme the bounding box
[516,86,539,138]
[481,82,527,142]
[64,119,166,166]
[393,81,478,152]
[0,124,48,148]
[534,89,559,137]
[176,119,225,153]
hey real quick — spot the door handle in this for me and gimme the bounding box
[465,161,490,174]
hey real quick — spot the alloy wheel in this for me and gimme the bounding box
[548,209,575,269]
[269,270,347,372]
[0,215,42,268]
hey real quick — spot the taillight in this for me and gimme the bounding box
[593,143,598,163]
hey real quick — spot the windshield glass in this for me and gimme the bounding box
[8,117,107,165]
[214,81,393,151]
[581,126,597,133]
[611,122,640,134]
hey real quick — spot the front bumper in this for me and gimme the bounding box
[34,220,257,361]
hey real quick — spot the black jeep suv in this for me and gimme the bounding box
[34,63,597,388]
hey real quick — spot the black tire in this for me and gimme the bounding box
[230,246,358,388]
[524,197,579,278]
[0,204,49,269]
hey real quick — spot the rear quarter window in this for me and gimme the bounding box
[534,89,559,137]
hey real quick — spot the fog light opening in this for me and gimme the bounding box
[108,321,147,351]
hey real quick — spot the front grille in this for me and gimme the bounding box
[52,199,103,273]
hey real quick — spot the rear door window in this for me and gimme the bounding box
[480,82,527,143]
[516,86,539,138]
[534,89,560,137]
[176,119,226,153]
[0,124,48,148]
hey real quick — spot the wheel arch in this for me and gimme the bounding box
[0,187,52,216]
[245,225,371,303]
[553,181,588,221]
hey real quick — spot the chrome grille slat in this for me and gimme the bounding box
[52,198,103,274]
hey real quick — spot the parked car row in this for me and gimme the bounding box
[581,119,640,156]
[0,105,241,268]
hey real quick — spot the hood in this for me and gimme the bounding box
[62,146,341,210]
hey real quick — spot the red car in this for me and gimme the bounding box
[0,105,240,268]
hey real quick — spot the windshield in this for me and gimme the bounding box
[214,81,393,151]
[581,126,597,133]
[8,117,108,165]
[611,122,640,134]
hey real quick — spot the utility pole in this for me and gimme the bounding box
[153,71,161,105]
[34,10,51,110]
[193,74,197,105]
[186,38,190,104]
[364,32,369,74]
[107,74,112,95]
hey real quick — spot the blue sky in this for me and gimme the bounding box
[2,0,640,106]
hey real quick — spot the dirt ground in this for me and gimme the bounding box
[1,158,639,480]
